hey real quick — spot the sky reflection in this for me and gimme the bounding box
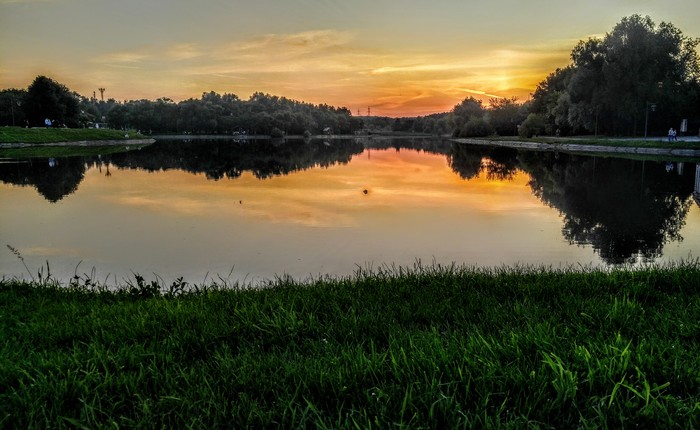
[1,146,699,285]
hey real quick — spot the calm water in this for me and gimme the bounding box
[2,137,699,285]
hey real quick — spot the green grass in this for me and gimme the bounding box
[0,127,142,144]
[2,262,700,428]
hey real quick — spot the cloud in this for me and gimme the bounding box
[0,0,55,3]
[92,49,150,66]
[166,43,203,61]
[227,29,353,55]
[370,63,468,75]
[457,88,505,99]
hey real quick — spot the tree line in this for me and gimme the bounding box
[2,15,698,138]
[0,78,363,136]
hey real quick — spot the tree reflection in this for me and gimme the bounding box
[447,142,519,181]
[446,143,696,264]
[447,142,485,180]
[0,138,367,201]
[519,152,695,264]
[0,158,86,202]
[105,138,365,180]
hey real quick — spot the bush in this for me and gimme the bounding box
[459,117,493,137]
[270,127,285,138]
[519,113,546,138]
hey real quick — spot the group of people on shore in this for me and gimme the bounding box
[667,127,678,142]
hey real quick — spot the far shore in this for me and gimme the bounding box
[150,132,436,140]
[3,128,700,159]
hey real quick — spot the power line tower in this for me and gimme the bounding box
[367,106,371,116]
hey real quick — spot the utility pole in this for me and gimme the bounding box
[367,106,371,116]
[644,101,656,139]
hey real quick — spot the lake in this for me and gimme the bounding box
[2,137,699,285]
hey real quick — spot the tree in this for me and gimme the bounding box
[487,97,526,136]
[449,97,485,136]
[518,113,546,138]
[23,76,80,127]
[459,117,493,137]
[0,89,27,126]
[527,15,700,136]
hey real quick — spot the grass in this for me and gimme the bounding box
[2,261,700,428]
[0,127,142,144]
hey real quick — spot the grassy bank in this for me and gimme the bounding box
[2,263,700,428]
[0,127,140,144]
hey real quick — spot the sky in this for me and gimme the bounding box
[1,0,699,117]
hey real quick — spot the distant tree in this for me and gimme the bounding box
[518,113,546,138]
[0,89,27,126]
[23,76,80,127]
[487,97,526,136]
[20,82,362,135]
[458,117,493,137]
[449,97,485,136]
[269,127,285,138]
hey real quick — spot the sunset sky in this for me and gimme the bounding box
[1,0,699,117]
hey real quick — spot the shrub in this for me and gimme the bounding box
[270,127,285,138]
[519,113,547,138]
[459,117,493,137]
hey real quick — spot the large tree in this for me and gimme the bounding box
[531,15,700,136]
[23,76,80,127]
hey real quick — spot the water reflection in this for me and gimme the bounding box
[0,137,698,267]
[0,157,85,202]
[524,153,695,264]
[448,144,697,263]
[108,138,365,180]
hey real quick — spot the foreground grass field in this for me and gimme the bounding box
[2,263,700,428]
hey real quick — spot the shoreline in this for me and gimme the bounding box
[3,134,700,159]
[0,138,156,149]
[453,137,700,158]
